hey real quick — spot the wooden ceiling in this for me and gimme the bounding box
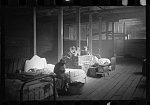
[37,6,145,23]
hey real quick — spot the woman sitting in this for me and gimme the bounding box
[54,59,70,93]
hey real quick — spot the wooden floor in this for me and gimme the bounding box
[57,58,146,100]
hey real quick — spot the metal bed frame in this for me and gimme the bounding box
[19,74,56,101]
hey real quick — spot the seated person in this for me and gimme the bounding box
[75,46,80,56]
[81,46,90,55]
[65,46,77,59]
[54,59,69,91]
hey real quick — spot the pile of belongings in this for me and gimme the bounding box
[24,55,55,75]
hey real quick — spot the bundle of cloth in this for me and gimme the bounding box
[92,56,112,71]
[24,55,55,75]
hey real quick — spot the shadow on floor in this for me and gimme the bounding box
[138,82,146,89]
[133,72,143,75]
[132,97,146,100]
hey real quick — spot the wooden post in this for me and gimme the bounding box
[99,17,102,54]
[86,23,88,47]
[123,22,126,34]
[33,7,36,55]
[58,7,63,62]
[123,22,126,56]
[106,21,109,40]
[89,13,93,55]
[76,7,81,49]
[112,22,115,57]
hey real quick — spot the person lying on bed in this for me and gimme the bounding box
[54,59,69,92]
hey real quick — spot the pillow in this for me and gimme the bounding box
[24,55,47,72]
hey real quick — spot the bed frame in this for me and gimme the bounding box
[19,74,56,101]
[5,57,57,101]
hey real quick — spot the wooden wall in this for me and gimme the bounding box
[4,8,34,59]
[124,39,146,58]
[37,16,58,64]
[93,39,146,59]
[4,8,59,65]
[92,40,114,59]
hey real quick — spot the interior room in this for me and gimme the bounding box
[2,6,146,101]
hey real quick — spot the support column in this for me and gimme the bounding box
[89,13,93,55]
[58,7,63,61]
[123,22,126,34]
[112,22,116,57]
[76,7,81,49]
[86,23,88,47]
[98,17,102,53]
[33,7,36,55]
[106,21,109,40]
[123,22,126,56]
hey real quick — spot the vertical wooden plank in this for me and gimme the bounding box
[58,7,63,62]
[33,7,36,55]
[106,21,109,40]
[98,17,102,51]
[112,22,115,57]
[76,7,81,49]
[89,12,93,55]
[86,23,88,47]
